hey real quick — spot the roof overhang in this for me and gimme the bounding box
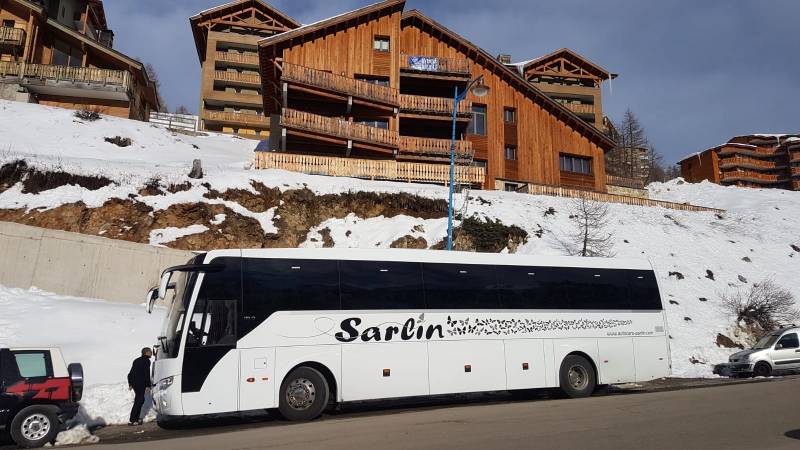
[400,11,616,152]
[522,48,616,81]
[190,0,301,63]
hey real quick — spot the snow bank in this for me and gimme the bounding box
[0,285,164,436]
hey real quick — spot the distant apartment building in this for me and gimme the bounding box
[505,49,617,131]
[0,0,159,120]
[190,0,299,139]
[679,134,800,191]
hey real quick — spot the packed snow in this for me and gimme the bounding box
[0,285,164,443]
[1,101,800,440]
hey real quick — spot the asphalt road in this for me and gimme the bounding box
[85,376,800,450]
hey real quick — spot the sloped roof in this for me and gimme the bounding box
[258,0,405,49]
[401,10,616,151]
[519,48,617,81]
[191,0,300,61]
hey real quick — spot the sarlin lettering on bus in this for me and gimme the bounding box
[335,317,444,343]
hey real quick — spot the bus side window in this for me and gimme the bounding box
[187,298,237,347]
[423,263,500,309]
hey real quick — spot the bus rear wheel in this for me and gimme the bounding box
[278,366,330,421]
[559,355,596,398]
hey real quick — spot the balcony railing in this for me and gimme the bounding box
[214,70,261,85]
[399,94,471,116]
[282,62,398,106]
[563,103,595,115]
[718,144,783,157]
[281,108,398,148]
[0,27,25,46]
[0,61,130,88]
[719,156,786,170]
[255,151,485,186]
[215,51,260,66]
[399,136,473,159]
[205,111,269,126]
[400,55,471,75]
[721,170,787,183]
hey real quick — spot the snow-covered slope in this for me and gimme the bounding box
[2,101,800,387]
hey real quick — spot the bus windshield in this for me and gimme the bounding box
[159,270,197,359]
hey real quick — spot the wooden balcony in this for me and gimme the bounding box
[398,136,474,161]
[719,156,786,170]
[399,94,471,117]
[400,55,471,76]
[214,70,261,86]
[0,62,129,86]
[721,170,787,184]
[0,27,25,47]
[718,144,783,157]
[255,151,485,186]
[215,51,260,66]
[563,102,595,115]
[281,108,398,148]
[204,110,269,127]
[282,62,398,107]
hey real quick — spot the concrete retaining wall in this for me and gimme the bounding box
[0,221,195,304]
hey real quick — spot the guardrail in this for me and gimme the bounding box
[281,108,398,147]
[149,112,199,131]
[254,152,485,185]
[214,70,261,85]
[0,61,130,87]
[399,136,473,159]
[400,94,471,116]
[282,62,398,106]
[0,27,24,46]
[400,55,471,75]
[215,51,259,66]
[205,110,269,126]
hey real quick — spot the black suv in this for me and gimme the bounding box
[0,348,83,448]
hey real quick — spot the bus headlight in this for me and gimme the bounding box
[158,376,174,391]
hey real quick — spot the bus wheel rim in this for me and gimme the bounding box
[22,413,51,441]
[286,378,316,410]
[568,365,588,390]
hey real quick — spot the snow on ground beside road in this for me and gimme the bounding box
[0,285,164,436]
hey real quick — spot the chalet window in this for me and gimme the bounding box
[468,104,487,136]
[505,146,517,161]
[355,75,389,87]
[473,160,487,168]
[560,154,592,175]
[373,36,390,53]
[2,20,15,28]
[52,40,82,67]
[357,119,389,129]
[504,183,521,192]
[504,108,516,123]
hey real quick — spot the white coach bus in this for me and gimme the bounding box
[148,249,670,422]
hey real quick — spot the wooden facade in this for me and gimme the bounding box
[0,0,159,120]
[680,135,800,191]
[191,0,299,139]
[256,0,615,191]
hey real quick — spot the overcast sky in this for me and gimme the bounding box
[105,0,800,165]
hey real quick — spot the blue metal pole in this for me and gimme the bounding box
[447,85,459,251]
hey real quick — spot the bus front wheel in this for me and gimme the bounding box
[559,355,596,398]
[278,366,330,421]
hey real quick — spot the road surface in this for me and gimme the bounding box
[84,377,800,449]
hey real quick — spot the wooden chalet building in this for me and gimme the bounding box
[679,134,800,191]
[190,0,300,139]
[506,48,617,131]
[0,0,159,120]
[254,0,616,191]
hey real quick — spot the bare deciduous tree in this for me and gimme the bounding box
[144,62,166,112]
[606,109,669,184]
[720,279,799,332]
[174,105,190,115]
[557,194,615,257]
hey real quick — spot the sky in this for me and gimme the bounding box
[105,0,800,165]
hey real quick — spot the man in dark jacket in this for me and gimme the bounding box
[127,347,152,426]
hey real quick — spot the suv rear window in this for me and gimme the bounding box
[13,352,52,378]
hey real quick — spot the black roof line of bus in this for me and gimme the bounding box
[161,263,225,276]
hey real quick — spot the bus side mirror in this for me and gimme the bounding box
[158,271,174,300]
[146,287,158,314]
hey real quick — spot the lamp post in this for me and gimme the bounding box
[447,75,489,251]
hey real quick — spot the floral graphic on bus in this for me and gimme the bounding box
[445,316,634,337]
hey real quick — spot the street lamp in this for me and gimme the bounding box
[447,75,489,251]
